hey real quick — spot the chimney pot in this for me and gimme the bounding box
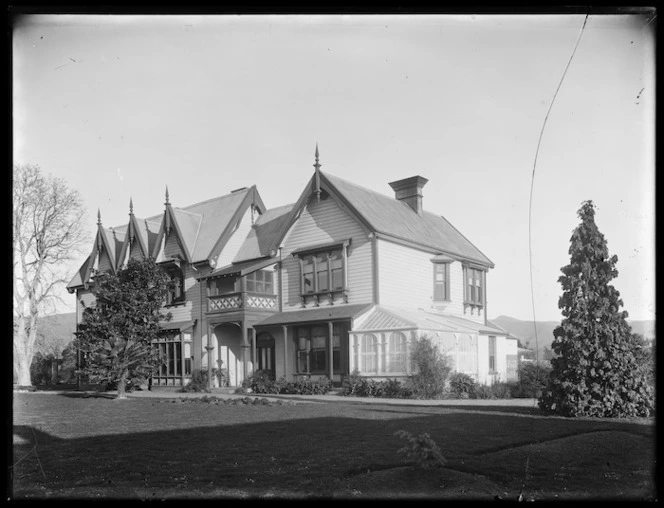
[388,175,428,215]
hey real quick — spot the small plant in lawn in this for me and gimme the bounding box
[394,430,447,469]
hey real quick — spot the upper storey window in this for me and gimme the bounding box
[432,262,450,301]
[464,265,484,307]
[246,269,274,294]
[292,240,350,306]
[163,264,185,305]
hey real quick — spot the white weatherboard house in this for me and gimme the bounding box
[68,148,517,388]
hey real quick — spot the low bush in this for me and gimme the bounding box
[341,370,412,398]
[448,372,477,399]
[243,372,332,395]
[243,370,280,394]
[179,369,211,393]
[517,362,552,398]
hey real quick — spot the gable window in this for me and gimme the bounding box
[293,240,350,305]
[464,266,484,306]
[246,269,274,294]
[296,324,341,374]
[433,263,450,301]
[164,265,185,305]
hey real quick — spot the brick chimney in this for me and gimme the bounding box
[388,176,429,215]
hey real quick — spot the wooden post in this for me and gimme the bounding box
[282,325,288,379]
[206,323,214,390]
[241,323,249,383]
[328,321,334,381]
[251,328,257,370]
[180,334,186,386]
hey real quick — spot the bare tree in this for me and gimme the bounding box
[13,164,88,386]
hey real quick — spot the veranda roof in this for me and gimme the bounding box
[255,303,372,327]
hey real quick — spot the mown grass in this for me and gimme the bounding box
[11,392,656,500]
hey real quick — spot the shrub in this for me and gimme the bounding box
[489,382,513,399]
[448,372,477,399]
[179,369,210,393]
[341,371,412,399]
[517,362,552,398]
[394,430,446,469]
[288,377,333,395]
[243,370,279,394]
[407,336,453,399]
[472,384,495,399]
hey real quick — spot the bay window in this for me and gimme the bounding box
[246,269,274,294]
[464,265,485,307]
[293,240,350,304]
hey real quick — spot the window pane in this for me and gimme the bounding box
[303,259,314,293]
[312,335,326,349]
[360,334,377,372]
[311,350,326,372]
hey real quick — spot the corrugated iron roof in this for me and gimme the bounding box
[256,303,372,326]
[323,171,493,267]
[352,306,508,335]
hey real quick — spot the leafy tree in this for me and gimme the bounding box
[13,164,88,386]
[75,258,172,399]
[539,201,654,417]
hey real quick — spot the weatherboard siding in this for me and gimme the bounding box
[163,231,185,260]
[77,289,96,321]
[281,196,373,310]
[129,240,144,261]
[377,238,485,323]
[377,238,433,311]
[216,208,252,268]
[97,249,114,273]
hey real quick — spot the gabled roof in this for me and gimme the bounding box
[66,254,93,292]
[264,169,493,267]
[151,186,266,264]
[233,203,295,263]
[322,172,494,267]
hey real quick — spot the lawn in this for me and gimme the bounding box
[11,392,656,500]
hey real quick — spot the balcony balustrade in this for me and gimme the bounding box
[208,291,277,313]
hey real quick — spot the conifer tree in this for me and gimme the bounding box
[76,258,172,399]
[538,201,654,417]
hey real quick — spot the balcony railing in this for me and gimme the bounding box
[208,292,277,313]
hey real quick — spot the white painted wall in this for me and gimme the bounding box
[377,238,485,323]
[280,196,373,310]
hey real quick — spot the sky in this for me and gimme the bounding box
[13,13,656,323]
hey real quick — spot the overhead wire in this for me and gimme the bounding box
[521,13,589,501]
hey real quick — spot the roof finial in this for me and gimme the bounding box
[165,185,170,205]
[313,143,321,202]
[97,208,102,226]
[129,197,134,215]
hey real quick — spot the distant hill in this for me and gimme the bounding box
[491,315,655,353]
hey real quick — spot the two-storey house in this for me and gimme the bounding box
[68,148,517,388]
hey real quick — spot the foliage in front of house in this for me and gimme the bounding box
[538,201,655,418]
[243,370,333,395]
[75,258,173,398]
[407,335,453,399]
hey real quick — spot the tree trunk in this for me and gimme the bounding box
[15,349,32,387]
[14,325,33,387]
[116,370,128,399]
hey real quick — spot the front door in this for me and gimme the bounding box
[256,332,276,379]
